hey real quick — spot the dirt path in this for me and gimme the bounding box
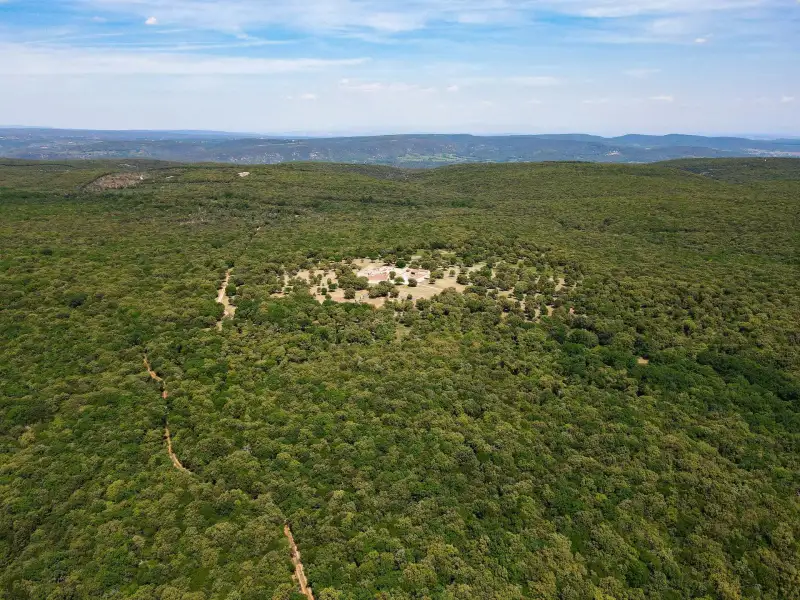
[284,525,315,600]
[143,356,191,474]
[216,268,236,330]
[164,426,191,474]
[143,356,166,398]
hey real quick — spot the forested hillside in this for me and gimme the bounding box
[1,158,798,599]
[3,129,800,166]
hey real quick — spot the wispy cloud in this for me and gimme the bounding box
[339,78,435,93]
[72,0,790,37]
[625,68,661,78]
[1,0,797,135]
[0,43,368,75]
[550,0,777,19]
[507,76,561,87]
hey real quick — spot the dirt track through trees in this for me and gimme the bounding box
[216,268,235,330]
[149,225,318,596]
[284,524,315,600]
[144,356,314,596]
[143,356,191,474]
[164,426,191,474]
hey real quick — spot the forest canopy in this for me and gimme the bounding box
[1,158,799,600]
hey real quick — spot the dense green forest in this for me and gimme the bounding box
[1,157,798,599]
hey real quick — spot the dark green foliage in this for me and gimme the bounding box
[1,158,799,600]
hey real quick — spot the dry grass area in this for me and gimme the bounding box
[275,259,490,308]
[87,172,147,191]
[263,258,570,322]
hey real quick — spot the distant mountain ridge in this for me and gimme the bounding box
[2,128,799,167]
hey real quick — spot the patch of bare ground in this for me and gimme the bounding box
[216,268,236,330]
[284,525,315,600]
[270,258,570,324]
[637,357,650,366]
[277,259,489,307]
[87,172,147,191]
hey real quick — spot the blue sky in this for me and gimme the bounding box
[1,0,798,135]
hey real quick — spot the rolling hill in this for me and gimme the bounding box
[2,128,799,167]
[1,157,799,599]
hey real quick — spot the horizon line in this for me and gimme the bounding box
[2,126,799,141]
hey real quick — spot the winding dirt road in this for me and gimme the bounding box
[164,426,191,474]
[143,356,168,399]
[284,524,315,600]
[144,225,318,597]
[143,356,191,474]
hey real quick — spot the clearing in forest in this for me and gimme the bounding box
[265,253,573,321]
[278,257,491,307]
[87,172,147,190]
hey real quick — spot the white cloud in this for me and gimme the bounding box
[562,0,770,19]
[624,68,661,78]
[0,42,368,75]
[74,0,782,36]
[300,92,318,100]
[694,37,708,44]
[780,95,795,103]
[339,79,433,93]
[145,16,158,26]
[508,76,561,87]
[3,1,796,135]
[344,82,384,92]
